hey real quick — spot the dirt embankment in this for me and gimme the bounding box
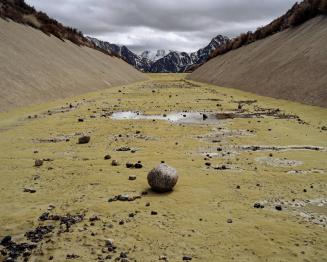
[0,19,147,112]
[188,16,327,107]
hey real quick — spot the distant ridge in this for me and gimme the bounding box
[88,35,228,73]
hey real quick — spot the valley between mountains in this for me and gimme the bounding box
[0,74,326,262]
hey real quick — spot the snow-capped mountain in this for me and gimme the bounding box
[140,50,167,62]
[87,35,228,73]
[150,51,192,73]
[190,35,229,65]
[87,36,151,72]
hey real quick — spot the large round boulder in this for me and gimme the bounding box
[147,164,178,192]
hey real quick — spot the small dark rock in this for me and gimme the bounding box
[25,225,54,243]
[227,218,233,223]
[183,255,192,261]
[111,160,120,166]
[66,254,80,259]
[254,202,264,209]
[151,211,158,215]
[128,175,136,181]
[275,205,282,211]
[89,215,100,222]
[126,162,134,168]
[202,114,208,120]
[23,188,36,193]
[116,147,131,152]
[1,236,12,246]
[104,155,112,160]
[120,252,128,258]
[34,159,43,167]
[78,136,90,144]
[134,163,143,169]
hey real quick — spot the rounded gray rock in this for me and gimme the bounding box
[147,164,178,192]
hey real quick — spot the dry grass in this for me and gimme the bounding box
[0,74,326,261]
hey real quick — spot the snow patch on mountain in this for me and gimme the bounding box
[87,35,229,73]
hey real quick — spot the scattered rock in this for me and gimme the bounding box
[116,147,131,152]
[159,255,168,260]
[34,159,43,167]
[134,163,143,169]
[108,194,141,202]
[183,255,192,261]
[128,175,136,181]
[78,118,84,122]
[227,218,233,223]
[89,215,100,222]
[147,164,178,192]
[120,251,128,258]
[23,188,36,193]
[151,211,158,215]
[25,225,54,243]
[126,162,134,168]
[254,202,264,209]
[39,212,84,231]
[275,205,282,211]
[78,136,90,144]
[111,160,120,166]
[1,236,12,246]
[105,239,116,252]
[47,204,56,211]
[202,114,208,120]
[0,236,36,261]
[104,155,112,160]
[66,254,80,259]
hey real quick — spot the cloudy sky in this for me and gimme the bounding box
[25,0,298,54]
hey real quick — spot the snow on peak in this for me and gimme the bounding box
[140,49,167,62]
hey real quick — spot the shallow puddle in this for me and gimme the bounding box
[110,111,221,124]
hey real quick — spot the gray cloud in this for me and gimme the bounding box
[25,0,298,53]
